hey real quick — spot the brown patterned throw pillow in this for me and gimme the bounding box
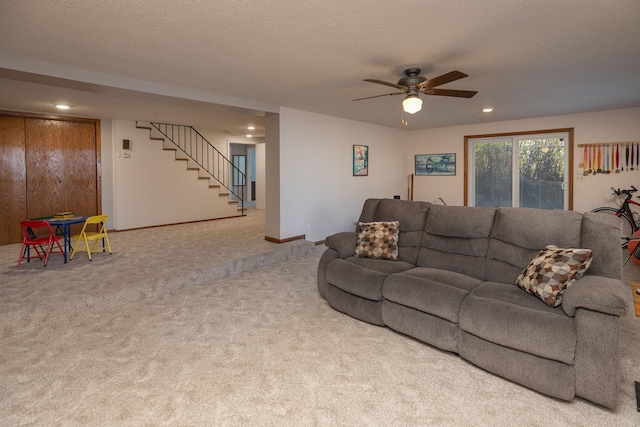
[354,221,399,260]
[516,245,593,307]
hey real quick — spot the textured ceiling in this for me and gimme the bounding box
[0,0,639,135]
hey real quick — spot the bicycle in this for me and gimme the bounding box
[591,185,640,247]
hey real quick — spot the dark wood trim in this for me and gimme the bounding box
[464,128,574,210]
[265,234,306,243]
[314,240,326,246]
[464,128,574,140]
[0,109,101,124]
[463,138,469,207]
[568,128,575,210]
[95,119,102,215]
[109,214,246,232]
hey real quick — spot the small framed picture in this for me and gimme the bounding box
[415,153,456,176]
[353,145,368,176]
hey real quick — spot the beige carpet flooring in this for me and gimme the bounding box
[1,209,640,426]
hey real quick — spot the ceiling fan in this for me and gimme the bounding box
[354,68,478,115]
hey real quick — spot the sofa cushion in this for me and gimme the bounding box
[486,207,583,284]
[458,331,575,401]
[562,275,630,317]
[325,231,358,259]
[459,281,576,364]
[373,199,430,231]
[382,300,460,353]
[358,198,430,264]
[357,198,383,223]
[326,284,384,325]
[417,205,495,280]
[383,267,482,323]
[517,245,593,307]
[581,212,623,280]
[325,257,414,301]
[355,221,399,260]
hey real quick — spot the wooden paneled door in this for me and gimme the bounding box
[0,116,27,245]
[0,112,100,245]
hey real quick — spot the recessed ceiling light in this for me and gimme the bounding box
[246,134,253,138]
[247,126,255,130]
[56,104,70,110]
[482,107,494,113]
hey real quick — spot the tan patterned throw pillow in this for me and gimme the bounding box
[354,221,399,260]
[516,245,593,307]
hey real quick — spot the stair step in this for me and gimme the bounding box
[138,121,245,218]
[174,150,189,160]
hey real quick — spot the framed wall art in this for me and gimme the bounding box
[353,144,368,176]
[415,153,456,176]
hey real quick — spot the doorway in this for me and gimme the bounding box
[229,142,256,205]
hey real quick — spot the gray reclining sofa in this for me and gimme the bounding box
[317,198,630,408]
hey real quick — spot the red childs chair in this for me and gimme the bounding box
[17,220,64,267]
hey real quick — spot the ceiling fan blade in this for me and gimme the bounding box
[419,70,468,89]
[363,78,406,90]
[424,88,478,98]
[353,92,405,101]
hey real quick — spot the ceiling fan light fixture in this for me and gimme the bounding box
[402,95,422,114]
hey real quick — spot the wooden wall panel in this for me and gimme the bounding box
[63,121,98,217]
[0,116,26,245]
[25,119,98,222]
[25,119,63,218]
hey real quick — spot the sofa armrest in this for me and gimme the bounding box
[325,231,358,259]
[562,275,630,317]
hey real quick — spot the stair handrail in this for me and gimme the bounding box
[145,121,245,212]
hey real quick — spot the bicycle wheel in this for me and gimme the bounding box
[591,207,634,247]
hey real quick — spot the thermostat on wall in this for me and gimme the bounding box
[123,139,132,150]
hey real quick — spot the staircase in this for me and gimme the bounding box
[136,121,246,216]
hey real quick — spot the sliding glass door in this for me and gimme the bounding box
[468,131,570,210]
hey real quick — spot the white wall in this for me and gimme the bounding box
[100,119,115,230]
[255,143,266,210]
[265,113,281,239]
[406,107,640,212]
[278,108,407,242]
[110,120,241,230]
[196,129,231,154]
[101,107,639,239]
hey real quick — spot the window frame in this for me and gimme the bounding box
[464,128,574,210]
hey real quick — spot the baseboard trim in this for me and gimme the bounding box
[111,214,246,233]
[265,234,306,243]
